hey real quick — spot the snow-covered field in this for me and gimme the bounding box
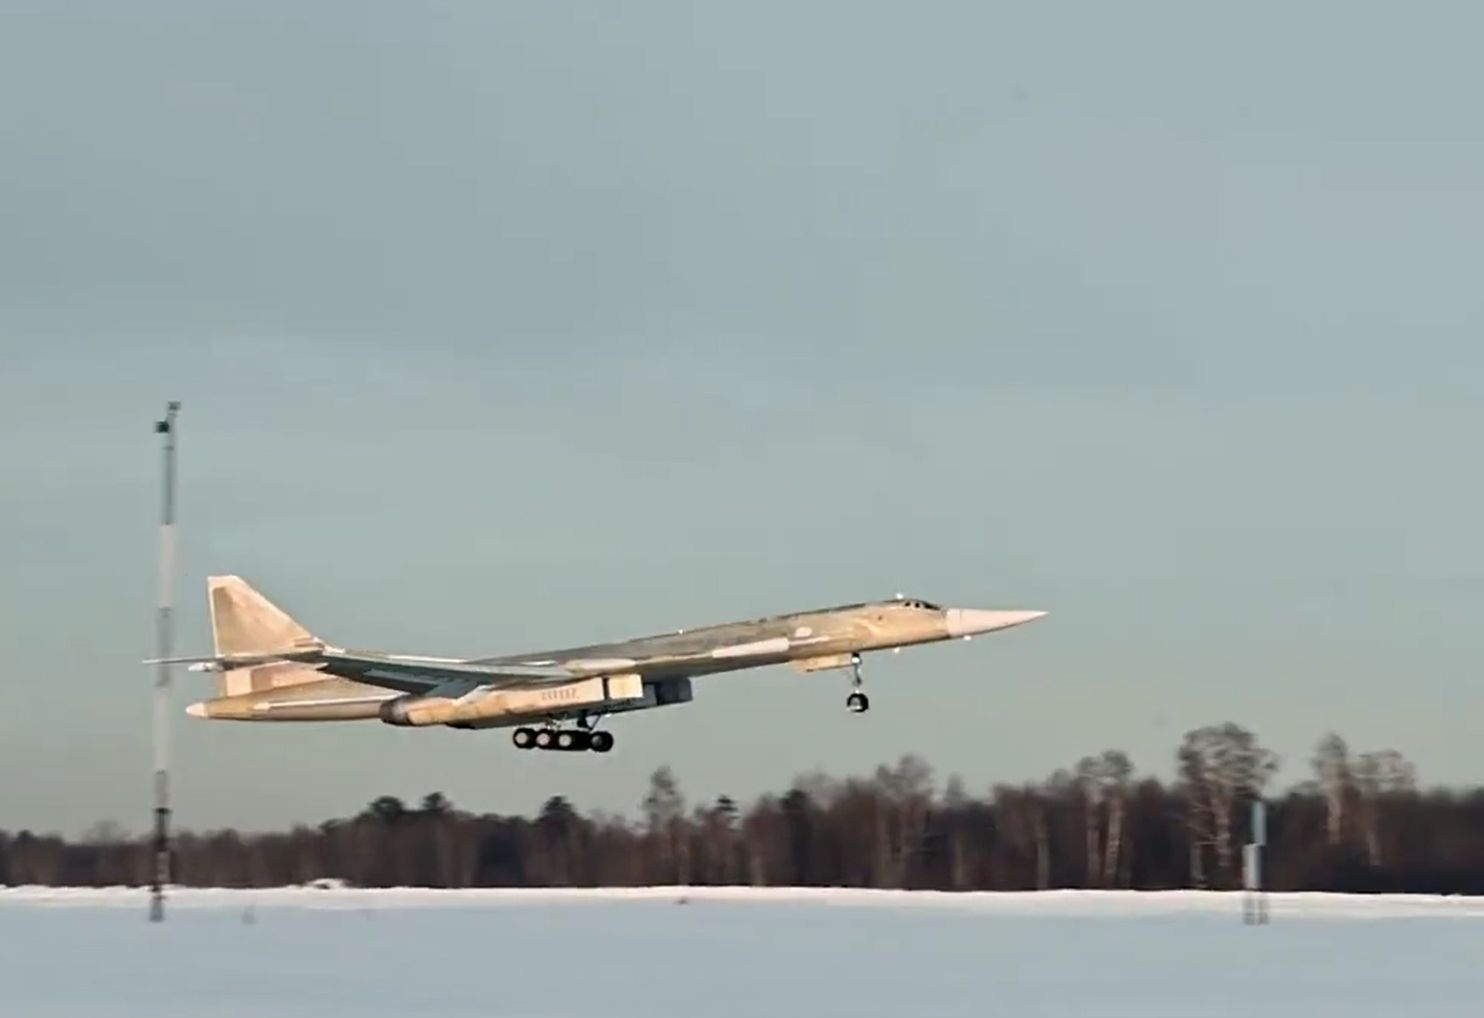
[3,887,1481,1017]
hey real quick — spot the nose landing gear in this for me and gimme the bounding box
[846,653,870,713]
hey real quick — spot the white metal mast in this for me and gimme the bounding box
[150,401,180,922]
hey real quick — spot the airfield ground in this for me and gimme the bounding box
[3,887,1480,1016]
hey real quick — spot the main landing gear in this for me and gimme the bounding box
[512,726,615,753]
[846,653,870,714]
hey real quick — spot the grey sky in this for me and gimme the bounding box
[2,2,1481,835]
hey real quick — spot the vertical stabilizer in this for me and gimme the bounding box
[206,576,323,696]
[208,575,317,655]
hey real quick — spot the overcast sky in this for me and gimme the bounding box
[3,1,1482,835]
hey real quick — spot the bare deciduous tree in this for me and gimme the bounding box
[1311,733,1352,847]
[1097,751,1134,887]
[1073,750,1135,888]
[1075,756,1104,887]
[943,775,973,891]
[1354,749,1417,867]
[642,766,689,883]
[873,755,935,887]
[12,735,1482,894]
[1177,723,1278,887]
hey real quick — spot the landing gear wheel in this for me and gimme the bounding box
[555,730,590,751]
[589,731,615,754]
[512,727,536,750]
[533,728,556,750]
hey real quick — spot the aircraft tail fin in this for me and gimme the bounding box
[207,576,325,697]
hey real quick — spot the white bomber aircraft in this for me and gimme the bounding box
[149,576,1047,753]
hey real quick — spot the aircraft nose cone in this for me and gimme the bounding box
[945,608,1047,638]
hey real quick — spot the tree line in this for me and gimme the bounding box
[4,723,1482,893]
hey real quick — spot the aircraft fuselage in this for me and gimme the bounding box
[188,597,1044,726]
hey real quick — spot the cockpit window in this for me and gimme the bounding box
[898,599,941,611]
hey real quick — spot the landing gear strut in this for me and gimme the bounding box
[846,653,870,714]
[511,725,616,753]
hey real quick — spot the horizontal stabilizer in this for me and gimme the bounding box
[142,648,323,671]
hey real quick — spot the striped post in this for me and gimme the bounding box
[1243,797,1269,924]
[150,402,180,922]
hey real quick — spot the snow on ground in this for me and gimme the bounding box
[2,888,1481,1017]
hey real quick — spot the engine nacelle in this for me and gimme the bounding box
[439,676,696,729]
[379,696,436,726]
[379,673,647,727]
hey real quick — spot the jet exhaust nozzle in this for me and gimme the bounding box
[378,697,422,726]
